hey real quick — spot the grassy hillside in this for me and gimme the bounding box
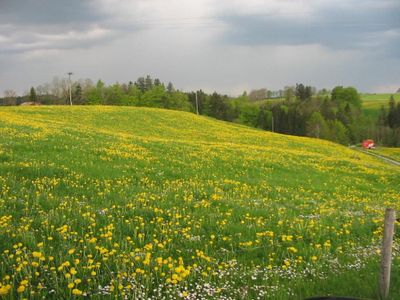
[361,93,400,119]
[373,147,400,162]
[0,106,399,299]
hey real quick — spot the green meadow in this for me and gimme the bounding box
[361,93,400,119]
[0,106,399,299]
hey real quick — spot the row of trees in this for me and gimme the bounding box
[1,76,191,111]
[187,85,361,145]
[1,76,399,146]
[1,78,317,106]
[2,77,91,105]
[82,78,191,111]
[385,96,400,129]
[193,85,397,146]
[375,96,400,146]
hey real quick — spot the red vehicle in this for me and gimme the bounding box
[362,139,375,149]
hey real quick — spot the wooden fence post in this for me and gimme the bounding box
[379,208,396,299]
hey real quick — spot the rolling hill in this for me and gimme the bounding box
[361,93,400,119]
[0,106,399,299]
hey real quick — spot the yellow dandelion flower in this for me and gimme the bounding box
[182,291,189,297]
[72,288,83,295]
[32,252,43,258]
[70,268,77,275]
[31,262,39,267]
[0,285,11,295]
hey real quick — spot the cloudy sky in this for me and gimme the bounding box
[0,0,399,96]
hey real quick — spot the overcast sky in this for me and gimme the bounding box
[0,0,399,96]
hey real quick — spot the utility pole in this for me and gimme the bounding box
[271,115,274,132]
[67,72,73,106]
[195,91,199,115]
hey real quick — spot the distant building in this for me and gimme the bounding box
[362,139,375,149]
[19,102,40,106]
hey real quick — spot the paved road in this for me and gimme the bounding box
[354,148,400,167]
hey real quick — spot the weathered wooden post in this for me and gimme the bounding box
[379,208,396,299]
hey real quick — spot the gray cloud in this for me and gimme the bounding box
[0,26,119,55]
[218,2,400,56]
[0,0,144,54]
[0,0,399,96]
[0,0,102,26]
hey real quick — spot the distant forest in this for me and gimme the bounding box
[1,75,400,146]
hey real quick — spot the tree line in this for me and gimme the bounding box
[1,76,399,146]
[375,96,400,146]
[186,85,362,146]
[2,76,191,111]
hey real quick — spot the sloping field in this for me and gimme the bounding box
[373,147,400,162]
[0,106,399,299]
[361,93,400,119]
